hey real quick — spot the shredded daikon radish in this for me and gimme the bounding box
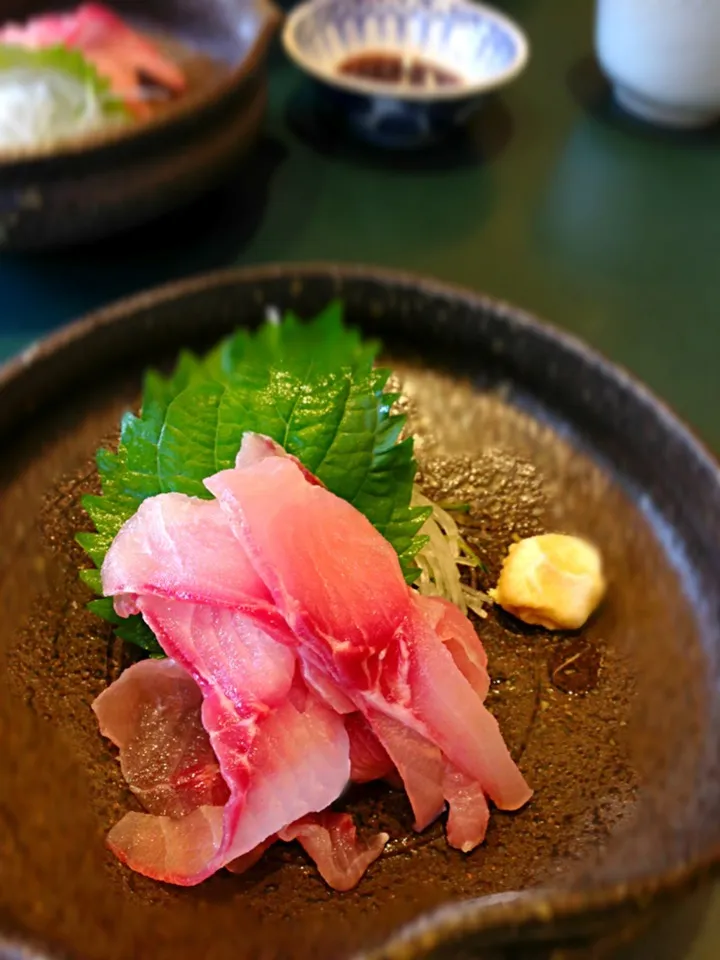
[463,585,493,619]
[412,486,491,617]
[0,68,122,147]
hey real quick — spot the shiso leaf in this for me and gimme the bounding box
[78,304,431,655]
[0,44,122,97]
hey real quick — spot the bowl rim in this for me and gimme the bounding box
[281,0,529,103]
[0,0,282,169]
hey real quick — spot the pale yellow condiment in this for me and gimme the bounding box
[489,534,606,631]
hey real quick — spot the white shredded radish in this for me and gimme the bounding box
[411,486,491,618]
[462,585,492,619]
[0,68,121,147]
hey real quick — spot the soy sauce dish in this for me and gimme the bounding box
[282,0,529,148]
[2,264,720,960]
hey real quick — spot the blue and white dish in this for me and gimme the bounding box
[282,0,529,148]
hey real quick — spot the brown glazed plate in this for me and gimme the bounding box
[0,0,281,250]
[1,264,720,960]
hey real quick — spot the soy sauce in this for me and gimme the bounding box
[337,53,460,88]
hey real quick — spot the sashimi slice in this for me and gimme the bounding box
[235,432,325,488]
[206,459,411,653]
[92,658,228,817]
[278,813,388,892]
[370,711,493,849]
[73,3,185,90]
[442,762,491,853]
[94,654,386,889]
[101,492,270,608]
[392,608,530,811]
[366,710,445,831]
[104,595,349,885]
[108,804,225,882]
[345,713,395,784]
[226,837,275,876]
[227,812,390,891]
[101,493,292,642]
[416,594,491,701]
[219,674,349,858]
[106,676,349,884]
[107,680,350,885]
[206,457,532,825]
[133,596,295,708]
[303,661,356,715]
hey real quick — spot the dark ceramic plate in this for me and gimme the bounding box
[0,0,280,250]
[1,264,720,960]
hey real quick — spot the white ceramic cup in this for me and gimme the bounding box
[595,0,720,128]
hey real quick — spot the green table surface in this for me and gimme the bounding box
[0,0,718,955]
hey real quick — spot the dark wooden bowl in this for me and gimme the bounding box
[0,0,281,250]
[1,264,720,960]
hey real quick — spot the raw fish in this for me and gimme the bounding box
[98,432,531,888]
[94,659,388,890]
[104,596,349,885]
[93,658,228,817]
[278,814,389,892]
